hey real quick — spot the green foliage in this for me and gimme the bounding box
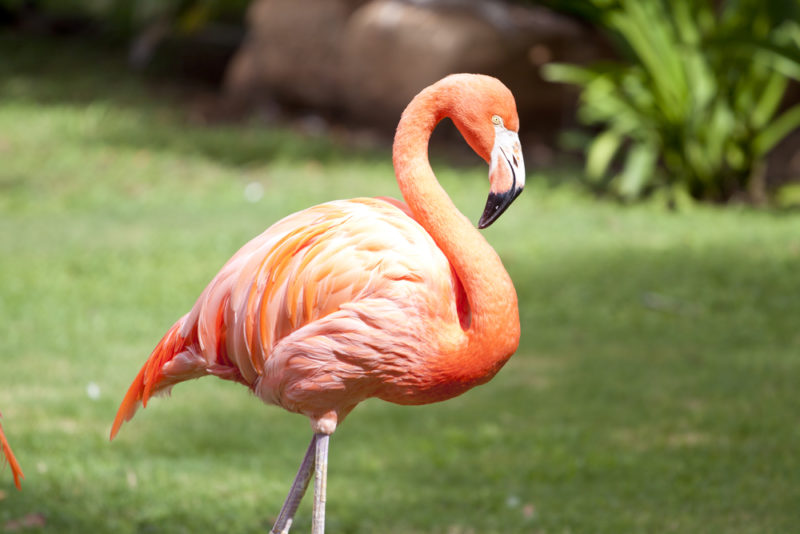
[543,0,800,202]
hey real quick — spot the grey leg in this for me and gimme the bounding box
[270,435,317,534]
[311,433,329,534]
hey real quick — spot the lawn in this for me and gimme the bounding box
[1,34,799,533]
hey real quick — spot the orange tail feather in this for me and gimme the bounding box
[110,321,200,440]
[0,415,24,490]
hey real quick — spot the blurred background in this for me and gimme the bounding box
[0,0,799,532]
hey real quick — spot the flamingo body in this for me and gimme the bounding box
[112,73,526,532]
[112,196,486,436]
[1,414,23,490]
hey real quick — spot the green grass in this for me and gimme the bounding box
[1,33,799,533]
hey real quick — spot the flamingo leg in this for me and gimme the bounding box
[270,435,317,534]
[312,433,329,534]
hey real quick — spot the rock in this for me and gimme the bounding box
[340,0,509,126]
[340,0,601,137]
[224,0,610,143]
[225,0,360,111]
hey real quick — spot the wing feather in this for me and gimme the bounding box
[112,196,466,435]
[0,415,23,490]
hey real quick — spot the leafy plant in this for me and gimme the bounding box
[543,0,800,202]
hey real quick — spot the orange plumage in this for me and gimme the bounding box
[0,413,23,490]
[112,197,485,436]
[112,74,526,533]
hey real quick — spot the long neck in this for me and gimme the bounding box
[392,87,520,384]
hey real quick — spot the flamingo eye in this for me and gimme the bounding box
[491,115,503,126]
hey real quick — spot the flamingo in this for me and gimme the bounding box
[111,73,525,533]
[1,413,23,490]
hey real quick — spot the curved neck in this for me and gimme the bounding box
[392,86,520,382]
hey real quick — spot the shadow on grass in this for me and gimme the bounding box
[4,237,799,533]
[100,242,799,531]
[511,240,798,351]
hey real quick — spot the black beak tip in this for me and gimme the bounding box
[477,188,523,229]
[478,193,503,229]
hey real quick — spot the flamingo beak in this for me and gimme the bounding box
[478,128,525,229]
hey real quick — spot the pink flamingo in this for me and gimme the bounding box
[1,413,23,490]
[111,74,525,533]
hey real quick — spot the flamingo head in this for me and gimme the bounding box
[441,74,526,229]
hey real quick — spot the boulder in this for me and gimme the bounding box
[225,0,361,111]
[224,0,609,144]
